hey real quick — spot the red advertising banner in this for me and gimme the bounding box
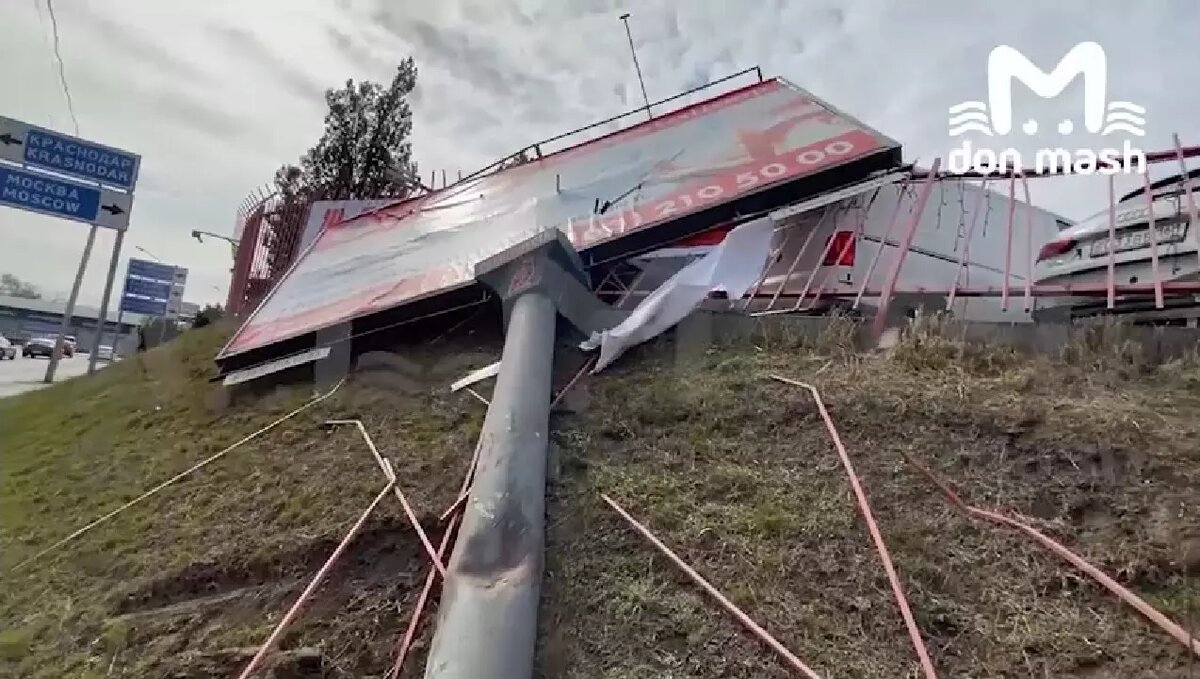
[221,78,896,357]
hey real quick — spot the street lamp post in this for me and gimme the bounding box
[191,230,239,258]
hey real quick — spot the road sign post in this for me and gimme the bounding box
[107,308,125,359]
[118,259,187,351]
[0,165,132,230]
[89,229,126,374]
[0,115,141,190]
[44,225,98,383]
[0,116,140,383]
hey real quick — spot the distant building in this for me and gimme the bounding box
[0,295,140,353]
[178,301,201,323]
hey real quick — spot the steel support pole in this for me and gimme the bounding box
[45,224,98,383]
[89,228,125,374]
[423,289,557,679]
[619,13,652,121]
[109,309,125,358]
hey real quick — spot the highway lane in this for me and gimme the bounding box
[0,352,106,399]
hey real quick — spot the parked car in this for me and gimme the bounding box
[1034,168,1200,321]
[23,337,56,358]
[96,345,118,361]
[63,335,76,357]
[0,336,15,360]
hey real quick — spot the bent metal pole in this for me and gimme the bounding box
[45,224,98,383]
[89,228,125,374]
[423,288,557,679]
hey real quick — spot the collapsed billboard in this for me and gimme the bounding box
[219,77,901,360]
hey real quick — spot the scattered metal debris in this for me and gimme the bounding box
[901,450,1200,658]
[769,374,939,679]
[389,443,482,679]
[326,420,447,578]
[601,493,825,679]
[12,377,348,572]
[238,466,398,678]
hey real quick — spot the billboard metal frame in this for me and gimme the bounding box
[216,72,904,374]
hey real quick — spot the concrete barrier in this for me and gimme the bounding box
[674,310,1200,366]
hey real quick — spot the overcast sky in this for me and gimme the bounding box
[1,0,1196,308]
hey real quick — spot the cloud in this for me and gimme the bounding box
[208,26,329,104]
[325,26,394,74]
[69,9,215,86]
[0,0,1197,313]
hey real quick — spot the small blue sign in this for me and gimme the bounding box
[0,165,101,223]
[22,128,140,191]
[119,294,168,316]
[128,258,177,282]
[124,277,171,300]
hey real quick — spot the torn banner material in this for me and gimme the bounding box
[581,216,776,373]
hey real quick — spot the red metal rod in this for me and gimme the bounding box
[1002,176,1016,311]
[1020,174,1034,312]
[550,356,596,409]
[1143,170,1165,309]
[388,512,463,679]
[616,269,646,309]
[871,158,943,340]
[767,208,828,312]
[743,280,1200,308]
[947,179,989,310]
[439,443,482,523]
[769,375,939,679]
[1107,174,1117,310]
[790,206,843,311]
[800,191,876,312]
[901,452,1200,658]
[743,226,792,310]
[854,183,907,310]
[390,440,486,678]
[388,462,448,580]
[328,422,448,579]
[601,494,826,679]
[14,379,347,572]
[1173,134,1200,273]
[238,478,396,679]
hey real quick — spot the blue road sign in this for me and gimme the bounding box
[0,165,99,221]
[0,115,141,191]
[124,277,172,300]
[127,258,177,282]
[0,165,133,230]
[119,294,168,316]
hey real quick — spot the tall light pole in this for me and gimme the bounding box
[134,245,162,262]
[619,13,652,121]
[191,229,239,258]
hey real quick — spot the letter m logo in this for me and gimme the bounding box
[987,42,1107,135]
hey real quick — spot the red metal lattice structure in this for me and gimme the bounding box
[597,136,1200,333]
[227,74,1198,332]
[747,137,1200,328]
[226,183,444,321]
[227,185,365,321]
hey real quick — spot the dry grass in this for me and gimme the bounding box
[3,318,1199,678]
[0,324,492,678]
[541,320,1200,678]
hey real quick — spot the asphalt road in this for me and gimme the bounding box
[0,352,105,399]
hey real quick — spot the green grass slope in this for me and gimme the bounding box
[1,325,484,677]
